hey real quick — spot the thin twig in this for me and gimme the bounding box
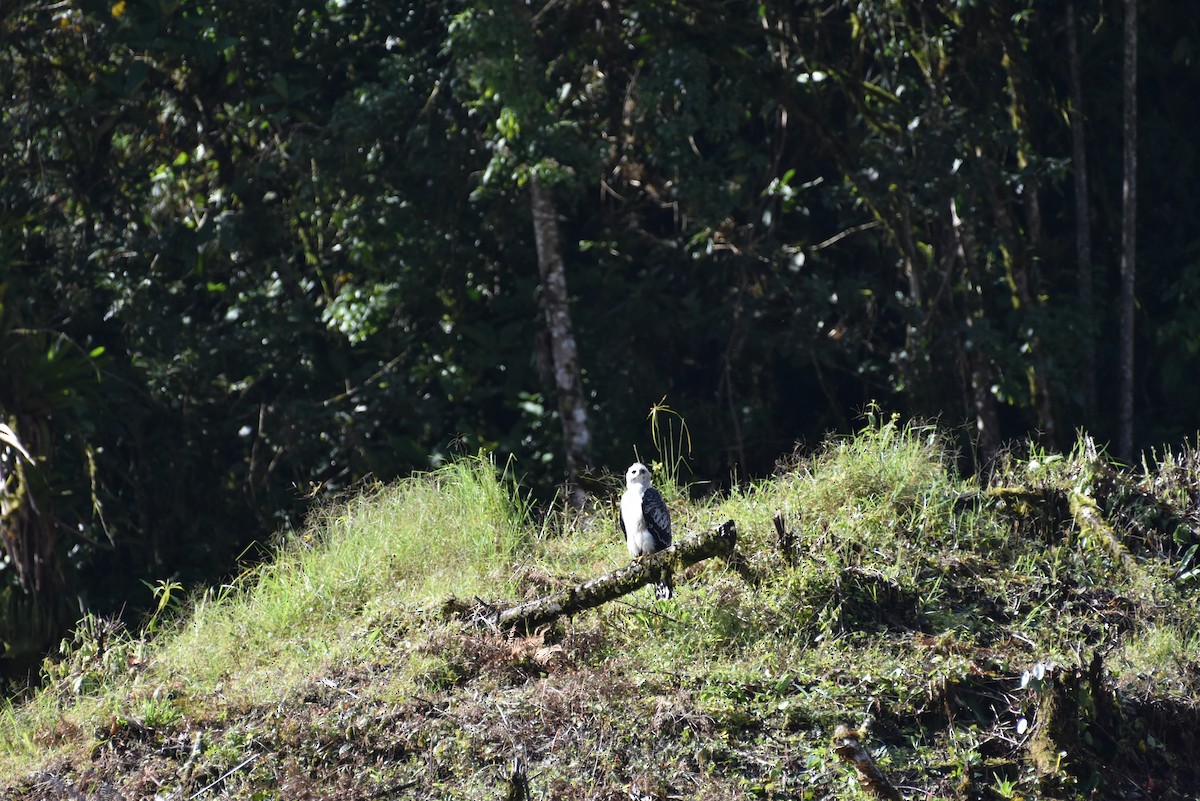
[809,220,882,251]
[189,753,259,799]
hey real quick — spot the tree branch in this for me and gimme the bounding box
[478,520,738,633]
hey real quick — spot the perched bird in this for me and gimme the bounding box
[619,462,673,599]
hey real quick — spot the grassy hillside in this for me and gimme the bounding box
[4,418,1200,799]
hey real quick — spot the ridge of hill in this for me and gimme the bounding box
[4,418,1200,799]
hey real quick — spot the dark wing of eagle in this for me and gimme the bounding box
[643,487,674,599]
[642,487,672,552]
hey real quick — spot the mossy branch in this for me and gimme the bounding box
[965,444,1200,573]
[475,520,738,633]
[1068,490,1137,572]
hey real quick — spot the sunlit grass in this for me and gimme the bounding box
[5,419,1200,795]
[0,455,532,776]
[159,455,532,689]
[1115,623,1200,697]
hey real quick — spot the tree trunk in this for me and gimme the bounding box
[983,178,1057,451]
[529,173,593,504]
[994,20,1058,451]
[1117,0,1138,462]
[950,198,1001,464]
[1066,0,1096,422]
[896,196,930,411]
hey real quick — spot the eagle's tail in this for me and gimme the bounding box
[654,567,674,600]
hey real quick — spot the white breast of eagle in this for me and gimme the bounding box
[620,462,672,558]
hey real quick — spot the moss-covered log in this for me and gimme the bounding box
[962,437,1200,570]
[1068,488,1138,572]
[1026,652,1119,787]
[483,520,737,633]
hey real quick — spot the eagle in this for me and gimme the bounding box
[619,462,673,599]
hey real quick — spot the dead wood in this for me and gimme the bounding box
[505,751,530,801]
[478,520,738,633]
[974,479,1149,580]
[1027,652,1118,780]
[773,512,796,566]
[1075,438,1200,552]
[832,724,902,801]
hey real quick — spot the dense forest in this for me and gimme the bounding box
[3,0,1200,681]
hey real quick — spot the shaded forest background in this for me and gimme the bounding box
[2,0,1199,681]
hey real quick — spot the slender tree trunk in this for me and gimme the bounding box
[529,174,592,503]
[720,262,749,479]
[1118,0,1138,462]
[982,175,1057,451]
[950,198,1001,464]
[894,194,930,411]
[1067,0,1096,422]
[996,38,1058,451]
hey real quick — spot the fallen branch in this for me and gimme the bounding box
[479,520,737,633]
[1068,489,1138,573]
[961,437,1200,575]
[832,724,901,801]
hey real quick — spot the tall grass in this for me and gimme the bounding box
[711,413,960,561]
[0,456,532,773]
[158,456,530,690]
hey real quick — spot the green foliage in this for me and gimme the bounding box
[4,0,1200,692]
[38,614,144,701]
[143,579,185,634]
[645,398,694,493]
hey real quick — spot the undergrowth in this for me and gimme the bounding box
[4,418,1200,799]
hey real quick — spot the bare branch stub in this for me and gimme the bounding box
[505,751,530,801]
[773,511,796,565]
[832,724,902,801]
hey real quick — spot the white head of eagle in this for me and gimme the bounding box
[619,462,673,598]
